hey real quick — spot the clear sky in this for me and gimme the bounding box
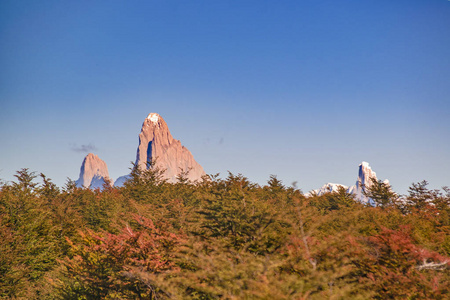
[1,0,449,194]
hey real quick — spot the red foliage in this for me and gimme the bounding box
[63,215,183,298]
[354,226,450,299]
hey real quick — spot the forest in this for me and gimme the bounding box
[1,165,449,299]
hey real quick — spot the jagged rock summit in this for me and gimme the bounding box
[134,113,206,183]
[348,161,387,203]
[308,161,389,203]
[75,153,112,188]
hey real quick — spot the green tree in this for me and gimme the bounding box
[363,177,398,208]
[122,160,168,204]
[0,169,59,298]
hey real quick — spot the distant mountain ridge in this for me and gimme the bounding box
[75,114,387,197]
[312,182,349,196]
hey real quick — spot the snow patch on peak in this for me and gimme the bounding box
[306,182,349,197]
[147,113,160,124]
[361,161,370,168]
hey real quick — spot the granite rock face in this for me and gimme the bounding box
[75,153,112,188]
[134,113,205,183]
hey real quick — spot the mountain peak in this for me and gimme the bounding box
[358,161,377,187]
[134,113,205,183]
[348,161,386,204]
[85,153,97,159]
[141,112,170,134]
[146,113,160,124]
[360,161,370,167]
[75,153,112,188]
[306,161,389,204]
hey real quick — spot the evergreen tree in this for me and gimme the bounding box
[363,177,398,208]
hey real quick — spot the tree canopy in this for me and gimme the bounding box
[0,168,449,299]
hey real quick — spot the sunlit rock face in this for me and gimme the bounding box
[75,153,112,189]
[134,113,205,183]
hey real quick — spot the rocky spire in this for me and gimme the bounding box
[357,161,377,189]
[306,161,389,204]
[348,161,386,203]
[134,113,206,183]
[75,153,112,188]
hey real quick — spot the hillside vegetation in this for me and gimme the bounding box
[1,166,449,299]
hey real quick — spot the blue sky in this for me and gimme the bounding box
[1,0,449,194]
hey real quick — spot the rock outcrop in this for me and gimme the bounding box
[75,153,112,188]
[133,113,205,183]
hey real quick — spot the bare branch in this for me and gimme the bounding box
[415,259,449,271]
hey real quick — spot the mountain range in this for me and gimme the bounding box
[309,161,389,203]
[75,113,388,203]
[75,113,205,188]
